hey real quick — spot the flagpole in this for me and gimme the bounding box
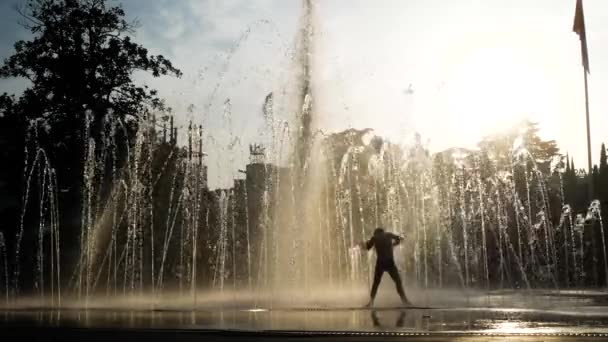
[573,0,593,201]
[584,69,593,200]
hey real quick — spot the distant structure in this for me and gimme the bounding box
[249,144,266,164]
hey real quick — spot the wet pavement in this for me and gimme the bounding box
[2,305,608,334]
[2,289,608,340]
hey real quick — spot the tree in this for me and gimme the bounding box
[0,0,182,198]
[593,165,600,199]
[599,143,608,205]
[521,121,559,175]
[477,120,559,175]
[0,0,181,289]
[0,0,181,157]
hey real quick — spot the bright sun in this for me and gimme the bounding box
[442,46,554,143]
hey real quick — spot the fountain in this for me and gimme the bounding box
[1,0,608,338]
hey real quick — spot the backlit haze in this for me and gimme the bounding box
[1,0,607,188]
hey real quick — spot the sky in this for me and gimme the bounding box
[0,0,607,188]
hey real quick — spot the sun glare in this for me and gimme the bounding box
[442,46,554,143]
[487,321,559,335]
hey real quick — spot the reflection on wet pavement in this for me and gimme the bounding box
[3,289,608,335]
[3,307,608,334]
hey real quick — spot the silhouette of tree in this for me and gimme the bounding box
[592,165,600,198]
[1,0,181,143]
[0,0,181,289]
[599,143,608,205]
[563,155,576,205]
[477,120,559,176]
[522,123,559,174]
[0,0,181,194]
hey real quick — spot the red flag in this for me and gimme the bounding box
[573,0,590,73]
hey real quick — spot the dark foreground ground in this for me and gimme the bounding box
[2,306,608,341]
[3,289,608,341]
[2,326,608,342]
